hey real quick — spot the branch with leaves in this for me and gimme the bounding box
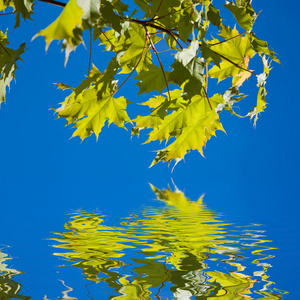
[0,0,280,167]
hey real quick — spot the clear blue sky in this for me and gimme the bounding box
[0,0,299,298]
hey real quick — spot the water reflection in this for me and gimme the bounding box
[51,185,287,299]
[0,247,30,299]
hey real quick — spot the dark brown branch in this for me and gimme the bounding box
[146,29,171,101]
[112,36,148,97]
[38,0,66,7]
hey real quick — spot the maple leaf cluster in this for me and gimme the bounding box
[0,0,279,167]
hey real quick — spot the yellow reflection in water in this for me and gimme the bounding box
[51,185,287,299]
[0,247,30,300]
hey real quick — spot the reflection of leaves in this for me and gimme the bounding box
[0,249,30,300]
[51,185,287,299]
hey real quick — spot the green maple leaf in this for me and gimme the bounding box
[98,28,128,53]
[56,88,131,140]
[77,0,100,26]
[0,31,26,104]
[177,8,194,41]
[151,110,225,166]
[134,100,168,130]
[247,55,271,125]
[250,33,280,64]
[0,0,14,11]
[119,23,152,74]
[207,4,221,27]
[100,0,123,32]
[169,41,205,97]
[146,93,224,145]
[224,1,256,31]
[0,0,34,28]
[33,0,85,63]
[211,25,255,63]
[135,64,169,95]
[208,26,254,82]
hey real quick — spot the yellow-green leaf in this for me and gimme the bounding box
[56,88,131,140]
[33,0,84,63]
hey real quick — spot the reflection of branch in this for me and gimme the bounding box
[112,37,148,97]
[147,29,171,101]
[155,281,165,299]
[85,282,95,300]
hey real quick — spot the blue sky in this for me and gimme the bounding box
[0,0,300,298]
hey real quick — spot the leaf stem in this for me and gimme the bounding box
[146,29,171,101]
[210,31,247,46]
[88,29,92,76]
[101,30,117,53]
[216,52,257,76]
[150,0,164,21]
[0,42,12,58]
[203,86,213,110]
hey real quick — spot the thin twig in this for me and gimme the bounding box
[38,0,66,7]
[206,64,208,93]
[210,31,247,46]
[112,37,148,97]
[147,29,171,101]
[0,42,11,58]
[88,29,92,76]
[203,86,213,110]
[150,0,164,21]
[0,10,16,16]
[167,31,183,50]
[101,31,117,53]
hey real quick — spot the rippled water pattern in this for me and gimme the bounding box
[12,185,285,299]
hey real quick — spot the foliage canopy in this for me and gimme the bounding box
[0,0,279,167]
